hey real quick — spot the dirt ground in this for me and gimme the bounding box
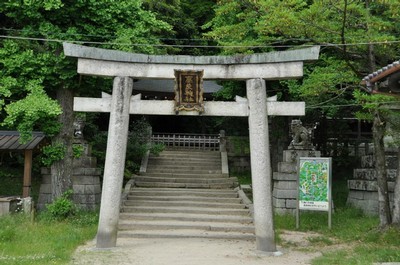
[70,230,347,265]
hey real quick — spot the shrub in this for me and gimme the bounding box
[72,144,84,159]
[150,143,165,156]
[46,190,76,220]
[41,143,66,167]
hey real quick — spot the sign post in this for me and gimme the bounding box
[296,157,332,229]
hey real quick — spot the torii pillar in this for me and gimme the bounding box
[247,78,275,251]
[96,77,132,248]
[63,42,320,252]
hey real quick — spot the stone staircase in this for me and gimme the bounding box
[118,149,255,240]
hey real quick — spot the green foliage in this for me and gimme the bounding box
[0,0,172,142]
[0,215,16,242]
[212,81,246,101]
[72,144,84,159]
[204,0,400,119]
[150,143,165,156]
[231,170,252,185]
[124,118,153,176]
[354,89,397,120]
[143,0,216,55]
[227,136,250,155]
[41,142,66,167]
[45,190,76,220]
[312,229,400,264]
[1,80,62,143]
[88,132,108,171]
[88,117,154,177]
[354,90,400,146]
[0,211,97,265]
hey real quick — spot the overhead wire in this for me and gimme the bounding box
[1,32,400,49]
[306,101,400,109]
[1,29,399,110]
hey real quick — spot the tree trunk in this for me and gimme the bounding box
[392,147,400,224]
[373,110,392,227]
[365,0,376,73]
[51,87,75,200]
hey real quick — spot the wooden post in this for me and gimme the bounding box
[23,149,33,198]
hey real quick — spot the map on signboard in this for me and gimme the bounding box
[298,158,331,211]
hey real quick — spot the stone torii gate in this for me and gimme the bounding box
[63,43,320,252]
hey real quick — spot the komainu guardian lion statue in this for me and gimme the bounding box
[289,119,314,150]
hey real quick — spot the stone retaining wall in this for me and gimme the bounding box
[37,143,101,211]
[273,149,321,214]
[347,154,397,215]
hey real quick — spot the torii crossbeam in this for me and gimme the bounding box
[63,43,320,253]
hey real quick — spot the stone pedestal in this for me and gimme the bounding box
[347,153,397,215]
[37,142,101,211]
[0,197,19,216]
[273,149,321,214]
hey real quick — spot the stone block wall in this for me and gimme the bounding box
[37,143,101,211]
[228,156,251,172]
[273,149,321,214]
[226,136,251,172]
[347,154,397,215]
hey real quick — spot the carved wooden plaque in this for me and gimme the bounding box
[174,69,204,113]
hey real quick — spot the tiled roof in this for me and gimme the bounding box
[361,60,400,91]
[0,131,45,150]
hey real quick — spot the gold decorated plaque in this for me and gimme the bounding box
[174,70,204,113]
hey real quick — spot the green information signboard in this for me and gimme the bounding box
[296,157,332,229]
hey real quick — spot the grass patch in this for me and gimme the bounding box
[231,170,252,185]
[307,235,333,246]
[0,211,98,265]
[275,207,400,264]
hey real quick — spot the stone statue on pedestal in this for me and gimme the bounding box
[288,119,314,150]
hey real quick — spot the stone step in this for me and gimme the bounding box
[145,168,223,174]
[154,155,221,161]
[156,150,220,157]
[147,161,222,169]
[119,212,253,224]
[147,161,221,169]
[122,206,250,216]
[127,195,242,204]
[135,182,237,189]
[140,172,227,178]
[129,188,238,198]
[124,200,246,209]
[120,149,253,241]
[133,176,236,184]
[118,220,254,233]
[118,229,255,240]
[148,157,220,163]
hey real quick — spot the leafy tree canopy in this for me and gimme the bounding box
[0,0,172,141]
[204,0,400,118]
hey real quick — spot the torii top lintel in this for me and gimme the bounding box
[63,43,320,80]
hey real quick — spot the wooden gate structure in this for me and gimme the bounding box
[63,43,320,252]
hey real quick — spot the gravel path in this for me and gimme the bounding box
[70,233,324,265]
